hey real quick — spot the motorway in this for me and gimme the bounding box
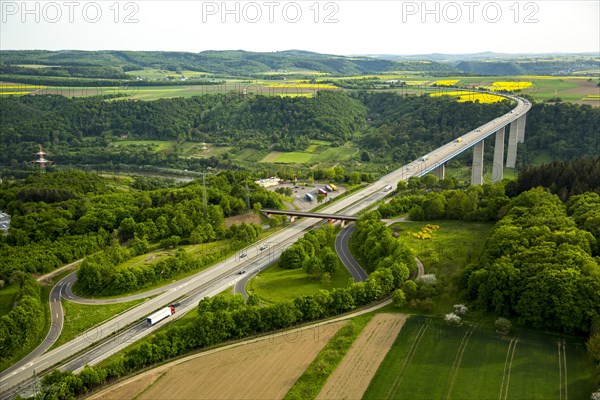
[0,93,530,398]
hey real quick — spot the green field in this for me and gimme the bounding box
[180,143,232,158]
[390,220,494,313]
[112,140,174,152]
[364,316,595,400]
[261,151,314,163]
[260,143,359,164]
[125,69,209,80]
[444,164,518,183]
[231,148,265,162]
[51,298,147,349]
[247,262,352,304]
[0,285,18,316]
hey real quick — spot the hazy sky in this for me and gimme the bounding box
[1,0,599,55]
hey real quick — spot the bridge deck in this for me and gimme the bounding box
[262,209,358,221]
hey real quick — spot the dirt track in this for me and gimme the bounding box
[316,313,407,400]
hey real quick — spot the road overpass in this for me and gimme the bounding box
[0,92,530,398]
[261,209,359,221]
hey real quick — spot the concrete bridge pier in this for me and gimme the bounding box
[492,127,505,183]
[517,114,527,143]
[471,140,484,185]
[432,163,445,180]
[505,120,519,168]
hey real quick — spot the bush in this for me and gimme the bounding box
[495,317,512,335]
[445,313,462,326]
[416,273,437,286]
[453,304,468,315]
[392,289,407,308]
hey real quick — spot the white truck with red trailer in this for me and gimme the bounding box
[146,306,175,325]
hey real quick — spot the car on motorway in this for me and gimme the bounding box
[238,270,246,274]
[456,138,463,143]
[259,244,267,251]
[240,252,247,258]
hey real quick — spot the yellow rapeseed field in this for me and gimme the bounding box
[405,80,430,86]
[265,83,337,89]
[434,79,460,86]
[430,91,505,104]
[490,81,533,91]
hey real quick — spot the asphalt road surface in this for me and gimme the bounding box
[335,224,369,282]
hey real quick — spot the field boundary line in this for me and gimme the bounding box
[386,320,430,399]
[499,336,517,400]
[558,341,562,400]
[503,338,518,400]
[558,338,569,400]
[445,325,476,399]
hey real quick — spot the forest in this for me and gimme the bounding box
[3,92,596,175]
[514,157,600,199]
[462,188,600,334]
[0,91,367,168]
[0,50,454,79]
[0,274,44,365]
[0,170,283,281]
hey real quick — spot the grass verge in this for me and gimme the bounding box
[284,313,374,400]
[50,298,148,350]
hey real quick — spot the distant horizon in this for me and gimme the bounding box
[1,49,599,58]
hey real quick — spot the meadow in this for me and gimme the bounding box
[390,220,494,313]
[363,316,595,400]
[260,142,359,164]
[247,262,352,304]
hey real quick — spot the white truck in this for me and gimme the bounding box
[146,306,175,326]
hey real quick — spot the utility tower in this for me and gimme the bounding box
[32,145,52,173]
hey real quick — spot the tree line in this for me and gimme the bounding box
[78,222,261,296]
[513,156,600,200]
[0,274,45,366]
